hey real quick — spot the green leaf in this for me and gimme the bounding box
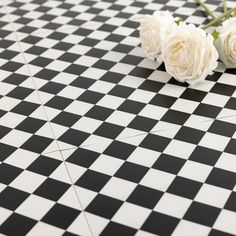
[175,18,183,25]
[212,30,219,41]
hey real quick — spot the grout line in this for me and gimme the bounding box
[1,2,94,235]
[43,146,77,155]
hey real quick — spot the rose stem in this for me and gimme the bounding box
[202,7,236,29]
[222,0,227,13]
[196,0,217,19]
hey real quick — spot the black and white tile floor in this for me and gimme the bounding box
[0,0,236,235]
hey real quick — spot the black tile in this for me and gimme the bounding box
[128,116,157,132]
[225,98,236,110]
[225,192,236,212]
[139,80,164,92]
[45,96,73,110]
[67,148,99,168]
[34,178,70,201]
[93,59,115,70]
[118,100,145,114]
[109,85,135,98]
[86,194,123,219]
[184,202,220,226]
[70,76,95,89]
[127,185,163,209]
[140,134,171,152]
[206,168,236,190]
[42,204,80,229]
[130,67,154,79]
[3,73,27,85]
[209,229,235,236]
[85,106,113,121]
[208,120,236,137]
[180,88,207,102]
[152,154,186,174]
[224,139,236,155]
[100,72,124,84]
[76,170,110,192]
[7,87,33,100]
[0,213,37,236]
[194,104,222,118]
[30,57,52,67]
[94,122,124,139]
[40,81,65,94]
[0,143,17,162]
[59,129,90,146]
[0,125,11,139]
[27,155,61,176]
[52,112,81,127]
[101,222,136,236]
[189,146,221,166]
[142,211,179,235]
[16,117,46,133]
[150,94,177,108]
[21,135,53,153]
[104,141,136,160]
[210,83,235,96]
[0,187,29,210]
[0,163,22,185]
[161,110,190,125]
[78,90,104,104]
[11,101,39,116]
[1,61,23,72]
[115,162,148,183]
[35,69,59,80]
[174,127,205,144]
[167,176,202,199]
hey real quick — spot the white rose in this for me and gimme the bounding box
[162,23,218,85]
[139,11,176,60]
[214,17,236,68]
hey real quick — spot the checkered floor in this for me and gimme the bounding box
[0,0,236,235]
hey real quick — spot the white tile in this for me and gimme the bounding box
[74,186,97,210]
[139,105,168,120]
[27,222,65,236]
[90,154,124,176]
[127,90,155,104]
[199,133,230,152]
[89,81,114,94]
[112,202,151,229]
[97,95,124,109]
[84,212,109,236]
[106,110,135,126]
[72,117,102,134]
[214,210,236,235]
[0,207,12,225]
[215,152,236,173]
[178,161,212,182]
[140,169,175,191]
[195,184,231,208]
[58,186,81,210]
[171,99,199,114]
[164,140,196,159]
[67,213,93,236]
[10,170,46,193]
[159,84,185,98]
[4,149,38,169]
[172,220,210,236]
[127,147,160,167]
[202,93,229,107]
[16,195,54,220]
[100,177,136,201]
[154,193,192,218]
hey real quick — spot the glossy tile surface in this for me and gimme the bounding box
[0,0,236,235]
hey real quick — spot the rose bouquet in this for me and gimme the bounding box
[139,0,236,85]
